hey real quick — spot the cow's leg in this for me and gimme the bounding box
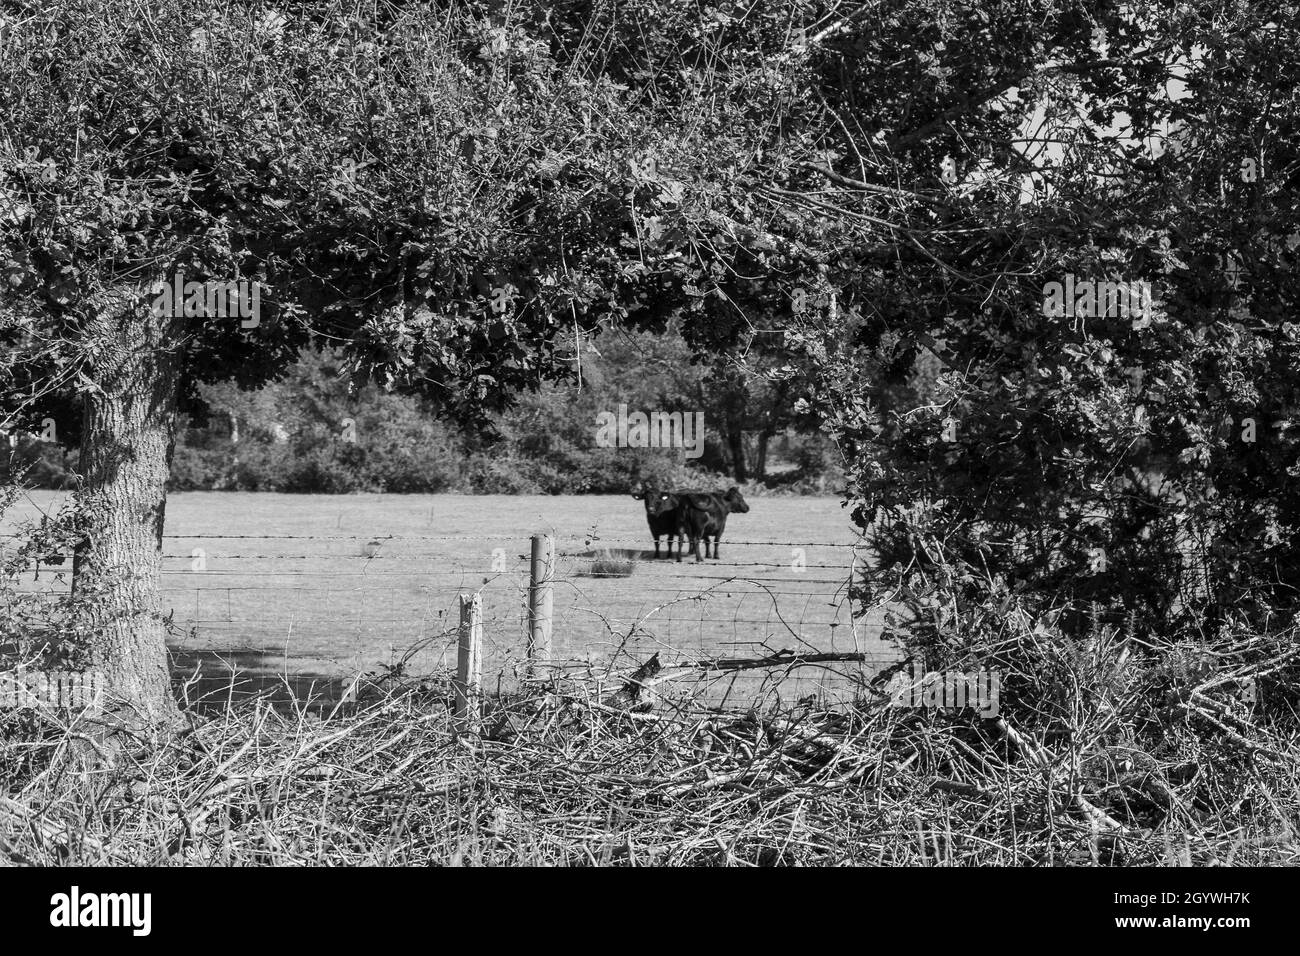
[712,534,721,560]
[653,535,660,559]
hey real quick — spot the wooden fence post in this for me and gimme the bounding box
[527,533,554,678]
[456,592,482,724]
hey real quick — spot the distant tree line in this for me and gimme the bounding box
[3,321,860,494]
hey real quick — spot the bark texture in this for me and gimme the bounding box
[70,284,182,728]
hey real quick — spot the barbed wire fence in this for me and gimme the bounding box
[8,526,902,709]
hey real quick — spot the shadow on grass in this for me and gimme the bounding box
[169,648,356,715]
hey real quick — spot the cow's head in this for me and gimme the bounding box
[721,487,750,513]
[633,487,679,518]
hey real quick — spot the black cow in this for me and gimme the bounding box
[631,488,683,559]
[675,487,750,563]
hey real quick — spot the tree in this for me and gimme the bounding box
[0,0,643,723]
[770,1,1300,645]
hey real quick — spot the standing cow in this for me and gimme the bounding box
[675,487,750,563]
[632,487,683,559]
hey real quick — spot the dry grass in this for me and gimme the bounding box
[2,629,1298,866]
[582,550,638,578]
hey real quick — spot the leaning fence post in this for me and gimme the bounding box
[455,592,483,725]
[527,533,554,679]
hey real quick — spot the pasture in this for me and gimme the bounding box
[4,492,897,708]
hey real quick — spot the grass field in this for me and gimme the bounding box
[5,491,897,708]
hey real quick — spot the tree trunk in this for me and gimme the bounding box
[754,430,771,481]
[726,427,748,484]
[70,284,182,728]
[230,412,240,473]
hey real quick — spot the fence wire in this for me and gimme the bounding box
[9,530,901,708]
